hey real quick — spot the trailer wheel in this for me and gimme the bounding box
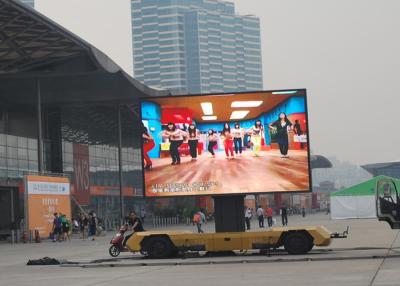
[306,240,314,252]
[144,236,173,259]
[283,232,311,255]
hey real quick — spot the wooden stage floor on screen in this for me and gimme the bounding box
[144,150,310,196]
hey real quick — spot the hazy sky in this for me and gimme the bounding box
[232,0,400,164]
[36,0,134,75]
[36,0,400,165]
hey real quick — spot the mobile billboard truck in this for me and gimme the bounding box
[123,89,338,258]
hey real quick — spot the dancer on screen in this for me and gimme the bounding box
[188,123,201,161]
[232,123,244,156]
[142,124,155,170]
[207,129,218,158]
[222,123,234,159]
[249,119,264,157]
[162,122,187,165]
[269,112,293,158]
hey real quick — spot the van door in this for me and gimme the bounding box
[376,179,400,229]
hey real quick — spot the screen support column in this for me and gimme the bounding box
[117,105,125,223]
[36,78,44,173]
[213,195,245,232]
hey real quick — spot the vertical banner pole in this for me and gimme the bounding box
[117,106,125,223]
[36,79,44,173]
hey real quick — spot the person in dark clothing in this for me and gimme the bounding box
[88,212,97,241]
[162,122,186,165]
[281,204,288,226]
[128,211,144,232]
[78,213,88,240]
[293,119,305,149]
[188,123,200,160]
[52,213,62,242]
[293,120,302,135]
[269,113,293,158]
[207,129,218,157]
[124,211,144,245]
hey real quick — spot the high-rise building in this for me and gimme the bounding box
[131,0,263,94]
[20,0,34,7]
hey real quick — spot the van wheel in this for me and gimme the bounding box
[284,232,311,255]
[145,237,173,259]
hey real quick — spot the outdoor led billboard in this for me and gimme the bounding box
[140,90,311,197]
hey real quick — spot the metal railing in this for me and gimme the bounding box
[151,216,192,228]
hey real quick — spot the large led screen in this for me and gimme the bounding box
[140,90,311,197]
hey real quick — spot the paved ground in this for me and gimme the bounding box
[1,214,399,286]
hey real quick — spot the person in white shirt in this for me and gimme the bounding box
[232,123,244,156]
[256,205,264,228]
[245,208,252,230]
[162,122,187,165]
[187,123,201,161]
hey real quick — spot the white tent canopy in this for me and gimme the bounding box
[329,176,395,220]
[331,195,375,219]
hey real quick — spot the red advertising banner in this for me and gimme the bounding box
[73,144,90,205]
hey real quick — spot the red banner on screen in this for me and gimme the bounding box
[73,144,90,205]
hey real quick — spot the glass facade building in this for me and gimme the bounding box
[362,162,400,179]
[1,0,173,239]
[19,0,34,7]
[131,0,263,94]
[0,103,145,232]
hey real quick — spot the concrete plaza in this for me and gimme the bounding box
[0,213,399,286]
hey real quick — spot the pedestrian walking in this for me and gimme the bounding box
[78,213,88,240]
[52,213,62,242]
[281,204,288,226]
[193,210,206,233]
[326,203,330,215]
[140,207,146,224]
[256,205,264,228]
[88,212,97,241]
[301,207,306,218]
[245,207,252,230]
[266,206,273,227]
[60,214,70,241]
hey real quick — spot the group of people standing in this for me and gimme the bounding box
[161,122,201,165]
[219,119,265,159]
[141,112,301,167]
[245,204,289,230]
[52,212,72,242]
[77,212,98,241]
[142,122,201,168]
[210,112,295,160]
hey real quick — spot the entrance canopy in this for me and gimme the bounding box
[330,176,400,219]
[0,0,169,105]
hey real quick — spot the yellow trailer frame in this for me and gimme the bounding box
[126,226,331,258]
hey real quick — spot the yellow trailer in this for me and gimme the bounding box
[126,226,332,258]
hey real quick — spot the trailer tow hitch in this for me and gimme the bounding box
[330,226,349,238]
